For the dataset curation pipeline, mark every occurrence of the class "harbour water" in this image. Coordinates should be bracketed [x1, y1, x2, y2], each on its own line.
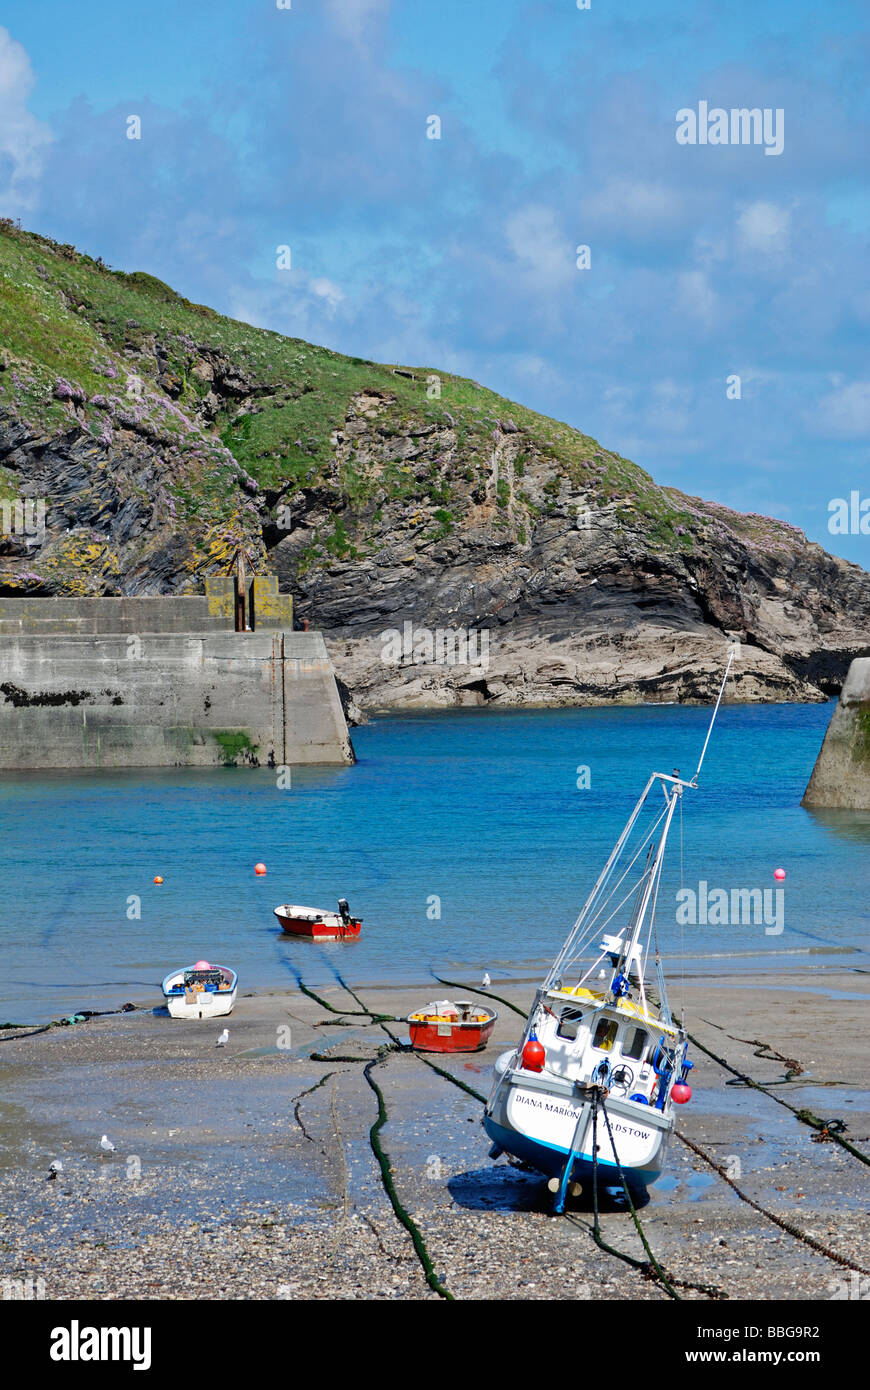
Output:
[1, 702, 868, 1023]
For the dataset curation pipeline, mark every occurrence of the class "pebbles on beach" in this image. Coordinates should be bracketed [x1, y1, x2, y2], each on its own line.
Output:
[1, 973, 868, 1300]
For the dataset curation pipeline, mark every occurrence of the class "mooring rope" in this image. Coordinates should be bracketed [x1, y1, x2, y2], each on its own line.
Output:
[363, 1051, 455, 1301]
[676, 1128, 870, 1276]
[687, 1030, 870, 1166]
[297, 974, 456, 1299]
[586, 1090, 725, 1300]
[430, 971, 527, 1018]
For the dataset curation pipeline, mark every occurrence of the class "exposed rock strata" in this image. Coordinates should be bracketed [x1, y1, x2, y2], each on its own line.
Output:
[1, 222, 868, 709]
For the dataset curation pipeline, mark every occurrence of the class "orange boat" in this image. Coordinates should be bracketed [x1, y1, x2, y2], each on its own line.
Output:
[407, 998, 498, 1053]
[273, 897, 361, 940]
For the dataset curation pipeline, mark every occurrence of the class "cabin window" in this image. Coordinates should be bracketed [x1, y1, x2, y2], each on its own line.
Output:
[592, 1019, 618, 1052]
[624, 1027, 647, 1061]
[557, 1008, 583, 1041]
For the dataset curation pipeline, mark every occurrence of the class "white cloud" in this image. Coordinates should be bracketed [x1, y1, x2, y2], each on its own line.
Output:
[582, 178, 685, 232]
[503, 205, 573, 290]
[324, 0, 390, 43]
[0, 27, 52, 213]
[736, 201, 791, 255]
[812, 380, 870, 437]
[676, 269, 718, 326]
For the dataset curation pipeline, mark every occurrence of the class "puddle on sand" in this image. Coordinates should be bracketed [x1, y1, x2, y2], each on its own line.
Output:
[653, 1171, 716, 1201]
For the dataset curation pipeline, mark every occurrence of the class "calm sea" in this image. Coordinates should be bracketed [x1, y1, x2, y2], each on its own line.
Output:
[1, 703, 868, 1023]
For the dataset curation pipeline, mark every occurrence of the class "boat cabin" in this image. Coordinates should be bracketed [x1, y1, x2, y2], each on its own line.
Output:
[539, 987, 681, 1105]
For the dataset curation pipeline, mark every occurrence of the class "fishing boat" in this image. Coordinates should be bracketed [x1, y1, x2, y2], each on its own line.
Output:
[162, 961, 238, 1019]
[407, 999, 498, 1053]
[483, 657, 733, 1211]
[273, 897, 361, 940]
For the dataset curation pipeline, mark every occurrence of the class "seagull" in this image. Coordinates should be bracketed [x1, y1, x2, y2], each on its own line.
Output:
[482, 972, 491, 988]
[598, 969, 607, 979]
[215, 1029, 229, 1047]
[100, 1135, 115, 1153]
[47, 1160, 63, 1181]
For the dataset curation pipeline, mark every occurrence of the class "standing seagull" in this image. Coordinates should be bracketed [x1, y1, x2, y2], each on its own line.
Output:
[100, 1135, 115, 1153]
[215, 1029, 229, 1048]
[482, 972, 491, 988]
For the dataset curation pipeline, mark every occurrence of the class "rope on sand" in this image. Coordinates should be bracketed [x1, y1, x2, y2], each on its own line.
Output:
[587, 1090, 726, 1300]
[676, 1128, 870, 1277]
[295, 973, 455, 1299]
[687, 1030, 870, 1167]
[363, 1050, 455, 1302]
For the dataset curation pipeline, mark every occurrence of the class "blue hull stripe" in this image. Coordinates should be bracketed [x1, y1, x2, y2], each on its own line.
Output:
[483, 1115, 662, 1188]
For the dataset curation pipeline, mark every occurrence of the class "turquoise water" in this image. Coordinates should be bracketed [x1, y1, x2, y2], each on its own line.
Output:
[1, 703, 868, 1023]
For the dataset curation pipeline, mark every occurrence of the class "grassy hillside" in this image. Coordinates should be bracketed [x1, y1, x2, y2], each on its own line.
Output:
[0, 218, 748, 571]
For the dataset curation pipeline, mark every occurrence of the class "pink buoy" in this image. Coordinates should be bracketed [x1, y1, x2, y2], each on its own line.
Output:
[774, 867, 786, 881]
[671, 1082, 691, 1104]
[193, 959, 210, 970]
[254, 862, 267, 876]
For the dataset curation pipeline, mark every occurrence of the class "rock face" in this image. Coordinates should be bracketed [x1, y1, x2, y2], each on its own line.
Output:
[2, 220, 869, 711]
[802, 660, 870, 810]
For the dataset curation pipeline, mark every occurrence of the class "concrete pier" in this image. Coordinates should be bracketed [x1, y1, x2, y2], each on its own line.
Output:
[802, 658, 870, 810]
[0, 598, 354, 769]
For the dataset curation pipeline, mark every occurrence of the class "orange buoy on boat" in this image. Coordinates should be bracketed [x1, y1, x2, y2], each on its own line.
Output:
[522, 1035, 546, 1072]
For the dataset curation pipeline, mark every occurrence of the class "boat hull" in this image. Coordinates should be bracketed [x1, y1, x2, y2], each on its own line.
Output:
[484, 1067, 671, 1192]
[162, 966, 237, 1020]
[408, 1014, 496, 1053]
[273, 905, 361, 940]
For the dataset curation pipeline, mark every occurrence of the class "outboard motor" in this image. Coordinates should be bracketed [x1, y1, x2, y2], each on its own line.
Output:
[337, 898, 351, 925]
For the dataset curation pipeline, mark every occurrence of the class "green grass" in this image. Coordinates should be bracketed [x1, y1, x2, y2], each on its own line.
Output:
[0, 218, 782, 590]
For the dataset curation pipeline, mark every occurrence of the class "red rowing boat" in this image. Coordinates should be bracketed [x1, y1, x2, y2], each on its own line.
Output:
[273, 898, 362, 940]
[407, 999, 498, 1053]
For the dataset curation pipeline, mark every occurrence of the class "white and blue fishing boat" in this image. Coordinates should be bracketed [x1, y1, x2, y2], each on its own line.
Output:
[484, 658, 733, 1210]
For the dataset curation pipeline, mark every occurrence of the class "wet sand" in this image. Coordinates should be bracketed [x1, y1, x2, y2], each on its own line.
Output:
[1, 968, 868, 1301]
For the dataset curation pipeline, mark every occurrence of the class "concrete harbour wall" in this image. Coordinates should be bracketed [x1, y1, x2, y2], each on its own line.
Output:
[802, 658, 870, 810]
[0, 630, 354, 769]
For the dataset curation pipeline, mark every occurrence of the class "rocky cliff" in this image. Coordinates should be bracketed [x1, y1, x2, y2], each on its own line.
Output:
[2, 220, 868, 711]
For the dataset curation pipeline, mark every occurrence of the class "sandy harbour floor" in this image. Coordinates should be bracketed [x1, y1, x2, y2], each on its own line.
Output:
[1, 968, 868, 1302]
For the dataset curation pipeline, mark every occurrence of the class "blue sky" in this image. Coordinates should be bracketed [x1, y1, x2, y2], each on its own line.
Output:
[1, 0, 868, 563]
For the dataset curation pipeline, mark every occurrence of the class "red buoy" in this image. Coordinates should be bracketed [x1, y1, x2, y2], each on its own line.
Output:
[522, 1037, 546, 1072]
[254, 863, 267, 876]
[671, 1082, 692, 1104]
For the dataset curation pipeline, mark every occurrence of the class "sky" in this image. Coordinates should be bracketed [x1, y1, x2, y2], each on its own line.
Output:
[1, 0, 868, 563]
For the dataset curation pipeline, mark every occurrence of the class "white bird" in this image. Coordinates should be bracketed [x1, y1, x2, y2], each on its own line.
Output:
[47, 1159, 63, 1180]
[215, 1029, 229, 1047]
[100, 1135, 115, 1153]
[482, 972, 491, 988]
[598, 969, 607, 979]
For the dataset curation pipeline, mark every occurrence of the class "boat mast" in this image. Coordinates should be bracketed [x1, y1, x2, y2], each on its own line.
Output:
[543, 653, 734, 1000]
[611, 778, 679, 990]
[543, 773, 658, 991]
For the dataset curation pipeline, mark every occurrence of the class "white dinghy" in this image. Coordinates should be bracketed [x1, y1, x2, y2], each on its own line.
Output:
[162, 961, 238, 1019]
